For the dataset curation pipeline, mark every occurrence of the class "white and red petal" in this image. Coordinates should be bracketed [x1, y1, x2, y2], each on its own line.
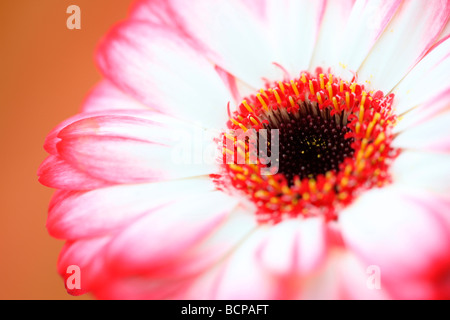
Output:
[392, 110, 450, 152]
[38, 155, 112, 190]
[55, 112, 218, 184]
[256, 217, 329, 277]
[96, 20, 233, 128]
[331, 0, 402, 81]
[81, 80, 149, 113]
[130, 0, 284, 90]
[309, 0, 355, 70]
[147, 206, 257, 279]
[340, 186, 450, 298]
[392, 36, 450, 119]
[357, 0, 450, 93]
[391, 150, 450, 197]
[57, 237, 111, 295]
[212, 228, 287, 299]
[262, 0, 327, 77]
[47, 177, 216, 240]
[104, 191, 238, 276]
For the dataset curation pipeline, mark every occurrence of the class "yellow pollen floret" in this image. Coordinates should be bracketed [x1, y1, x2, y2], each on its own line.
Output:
[289, 96, 296, 108]
[316, 92, 323, 105]
[290, 80, 300, 96]
[273, 89, 282, 104]
[250, 116, 259, 126]
[278, 81, 286, 94]
[319, 74, 325, 89]
[256, 94, 269, 111]
[359, 91, 367, 123]
[327, 83, 333, 100]
[242, 100, 254, 113]
[301, 73, 307, 84]
[332, 97, 339, 111]
[374, 132, 386, 146]
[309, 80, 315, 95]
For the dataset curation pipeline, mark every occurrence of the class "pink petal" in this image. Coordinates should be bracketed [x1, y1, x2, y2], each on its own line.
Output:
[55, 113, 218, 183]
[392, 110, 450, 152]
[391, 150, 450, 197]
[393, 37, 450, 118]
[47, 177, 215, 240]
[394, 89, 450, 133]
[340, 187, 450, 287]
[104, 191, 238, 276]
[81, 80, 149, 113]
[146, 207, 257, 279]
[331, 0, 402, 81]
[358, 0, 450, 92]
[57, 237, 111, 295]
[310, 0, 355, 69]
[262, 0, 327, 76]
[96, 20, 232, 128]
[38, 155, 112, 190]
[256, 217, 329, 277]
[44, 109, 178, 155]
[213, 229, 289, 299]
[129, 0, 284, 89]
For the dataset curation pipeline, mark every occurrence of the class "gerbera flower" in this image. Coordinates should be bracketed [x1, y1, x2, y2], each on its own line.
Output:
[38, 0, 450, 299]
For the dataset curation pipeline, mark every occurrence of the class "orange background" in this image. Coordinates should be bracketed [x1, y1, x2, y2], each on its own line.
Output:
[0, 0, 132, 299]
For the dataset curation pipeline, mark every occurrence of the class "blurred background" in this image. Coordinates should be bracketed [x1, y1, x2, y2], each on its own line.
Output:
[0, 0, 132, 299]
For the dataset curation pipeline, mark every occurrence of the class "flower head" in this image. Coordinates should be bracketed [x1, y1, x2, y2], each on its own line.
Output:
[39, 0, 450, 299]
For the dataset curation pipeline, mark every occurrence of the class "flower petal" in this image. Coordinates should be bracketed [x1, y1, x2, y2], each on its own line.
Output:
[38, 155, 112, 190]
[392, 110, 450, 152]
[340, 187, 450, 293]
[256, 217, 329, 277]
[129, 0, 284, 89]
[392, 36, 450, 117]
[55, 113, 219, 183]
[309, 0, 355, 70]
[394, 89, 450, 133]
[104, 191, 238, 275]
[57, 237, 111, 295]
[81, 80, 149, 113]
[263, 0, 327, 76]
[47, 177, 216, 240]
[357, 0, 450, 93]
[391, 150, 450, 196]
[331, 0, 402, 81]
[147, 206, 257, 279]
[96, 20, 232, 128]
[213, 228, 287, 299]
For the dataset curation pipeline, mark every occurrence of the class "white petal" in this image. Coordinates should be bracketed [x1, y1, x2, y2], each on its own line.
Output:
[392, 110, 450, 152]
[357, 0, 450, 93]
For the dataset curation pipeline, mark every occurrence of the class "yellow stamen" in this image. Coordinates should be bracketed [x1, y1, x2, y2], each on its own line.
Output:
[374, 132, 385, 146]
[316, 92, 323, 105]
[327, 83, 333, 100]
[309, 80, 315, 95]
[301, 73, 307, 83]
[289, 96, 296, 108]
[359, 91, 367, 123]
[278, 81, 286, 94]
[250, 116, 259, 126]
[365, 113, 380, 138]
[273, 89, 282, 104]
[319, 74, 325, 89]
[332, 97, 339, 111]
[256, 94, 269, 111]
[290, 80, 300, 96]
[242, 100, 254, 113]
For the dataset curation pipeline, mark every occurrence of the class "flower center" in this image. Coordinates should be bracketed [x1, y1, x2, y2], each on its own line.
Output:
[213, 69, 398, 224]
